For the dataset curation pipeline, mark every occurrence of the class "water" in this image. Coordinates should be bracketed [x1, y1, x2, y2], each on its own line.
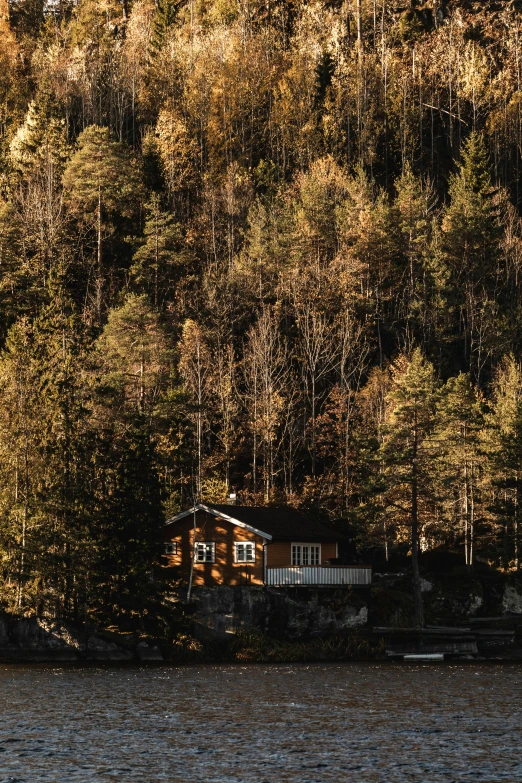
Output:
[0, 663, 521, 782]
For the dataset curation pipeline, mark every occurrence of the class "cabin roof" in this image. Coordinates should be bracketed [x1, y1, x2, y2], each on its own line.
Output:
[165, 504, 341, 542]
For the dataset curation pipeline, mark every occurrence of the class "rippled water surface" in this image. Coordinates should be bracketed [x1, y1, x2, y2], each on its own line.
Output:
[0, 663, 521, 782]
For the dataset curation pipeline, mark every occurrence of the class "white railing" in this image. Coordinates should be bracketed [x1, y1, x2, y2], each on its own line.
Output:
[266, 566, 371, 587]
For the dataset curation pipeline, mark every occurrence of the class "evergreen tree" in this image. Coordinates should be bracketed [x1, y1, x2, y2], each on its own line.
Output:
[8, 94, 70, 177]
[493, 402, 522, 571]
[62, 126, 144, 322]
[85, 415, 164, 625]
[379, 349, 438, 627]
[393, 164, 437, 348]
[436, 373, 483, 566]
[87, 297, 169, 623]
[131, 194, 189, 310]
[441, 132, 502, 381]
[148, 0, 180, 61]
[0, 0, 24, 166]
[487, 356, 522, 569]
[96, 293, 171, 415]
[4, 0, 522, 623]
[0, 199, 36, 341]
[0, 307, 92, 617]
[0, 318, 42, 612]
[336, 167, 397, 363]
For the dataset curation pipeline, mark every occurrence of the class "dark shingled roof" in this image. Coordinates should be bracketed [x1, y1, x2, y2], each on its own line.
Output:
[209, 505, 341, 541]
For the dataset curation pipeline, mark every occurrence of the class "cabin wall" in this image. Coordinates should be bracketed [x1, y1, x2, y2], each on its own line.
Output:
[266, 541, 337, 567]
[163, 510, 265, 586]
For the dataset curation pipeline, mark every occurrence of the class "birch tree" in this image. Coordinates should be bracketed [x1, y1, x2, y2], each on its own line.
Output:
[179, 319, 212, 500]
[244, 307, 289, 502]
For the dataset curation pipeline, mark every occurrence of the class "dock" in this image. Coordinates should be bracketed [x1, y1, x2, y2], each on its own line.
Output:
[373, 624, 516, 660]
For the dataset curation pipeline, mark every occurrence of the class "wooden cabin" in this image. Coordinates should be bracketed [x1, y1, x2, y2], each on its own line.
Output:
[162, 504, 371, 587]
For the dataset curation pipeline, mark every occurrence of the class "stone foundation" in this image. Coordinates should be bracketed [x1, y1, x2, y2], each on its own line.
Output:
[186, 586, 368, 641]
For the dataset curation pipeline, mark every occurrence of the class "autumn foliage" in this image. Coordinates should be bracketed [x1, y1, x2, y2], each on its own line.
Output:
[1, 0, 522, 619]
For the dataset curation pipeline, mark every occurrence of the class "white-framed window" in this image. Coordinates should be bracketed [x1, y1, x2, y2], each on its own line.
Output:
[164, 542, 178, 555]
[234, 541, 256, 563]
[194, 542, 215, 563]
[291, 543, 321, 566]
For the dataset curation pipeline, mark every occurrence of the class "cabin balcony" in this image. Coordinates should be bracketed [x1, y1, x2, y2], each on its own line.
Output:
[266, 566, 371, 587]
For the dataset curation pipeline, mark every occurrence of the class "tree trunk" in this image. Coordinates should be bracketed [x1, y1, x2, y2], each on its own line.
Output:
[197, 401, 202, 502]
[515, 471, 519, 570]
[253, 374, 257, 494]
[97, 187, 103, 325]
[311, 373, 316, 477]
[186, 507, 197, 602]
[139, 348, 144, 412]
[469, 463, 474, 568]
[464, 463, 469, 567]
[154, 211, 159, 311]
[411, 424, 424, 629]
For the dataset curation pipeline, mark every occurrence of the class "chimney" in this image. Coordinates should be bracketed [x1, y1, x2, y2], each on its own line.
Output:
[227, 492, 237, 506]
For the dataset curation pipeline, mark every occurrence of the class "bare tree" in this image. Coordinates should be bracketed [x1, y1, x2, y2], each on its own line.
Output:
[179, 320, 212, 500]
[291, 275, 338, 477]
[211, 339, 239, 492]
[244, 307, 289, 502]
[337, 305, 371, 510]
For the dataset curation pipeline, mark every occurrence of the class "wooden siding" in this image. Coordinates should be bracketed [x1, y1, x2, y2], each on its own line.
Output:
[162, 510, 265, 586]
[162, 509, 344, 587]
[266, 566, 372, 586]
[266, 541, 337, 567]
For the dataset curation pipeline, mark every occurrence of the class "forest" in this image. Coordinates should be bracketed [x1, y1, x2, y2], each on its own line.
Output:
[1, 0, 522, 623]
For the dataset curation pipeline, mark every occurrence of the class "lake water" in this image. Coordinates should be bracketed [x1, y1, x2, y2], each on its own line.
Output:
[0, 663, 521, 782]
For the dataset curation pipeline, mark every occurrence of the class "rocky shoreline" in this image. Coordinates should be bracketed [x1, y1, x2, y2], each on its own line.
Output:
[2, 567, 522, 663]
[0, 614, 164, 663]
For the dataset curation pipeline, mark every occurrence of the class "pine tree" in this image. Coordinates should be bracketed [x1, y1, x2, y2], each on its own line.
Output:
[487, 356, 522, 569]
[0, 307, 92, 617]
[436, 373, 483, 566]
[441, 132, 502, 382]
[0, 199, 35, 341]
[130, 194, 189, 311]
[379, 349, 438, 627]
[96, 293, 171, 415]
[8, 94, 70, 177]
[493, 403, 522, 571]
[336, 167, 397, 364]
[148, 0, 180, 61]
[0, 318, 42, 612]
[62, 126, 144, 323]
[292, 156, 349, 267]
[0, 0, 22, 159]
[85, 415, 164, 625]
[88, 297, 169, 623]
[393, 164, 437, 347]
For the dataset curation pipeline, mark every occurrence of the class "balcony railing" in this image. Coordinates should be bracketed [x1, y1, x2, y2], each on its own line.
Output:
[266, 566, 371, 587]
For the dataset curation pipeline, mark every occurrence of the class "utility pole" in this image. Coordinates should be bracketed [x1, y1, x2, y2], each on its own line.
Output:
[186, 503, 197, 603]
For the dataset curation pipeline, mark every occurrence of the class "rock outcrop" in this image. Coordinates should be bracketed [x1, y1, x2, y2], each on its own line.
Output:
[0, 615, 162, 662]
[502, 583, 522, 615]
[186, 586, 368, 641]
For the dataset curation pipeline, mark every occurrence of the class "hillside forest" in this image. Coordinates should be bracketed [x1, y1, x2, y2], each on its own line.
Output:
[2, 0, 522, 623]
